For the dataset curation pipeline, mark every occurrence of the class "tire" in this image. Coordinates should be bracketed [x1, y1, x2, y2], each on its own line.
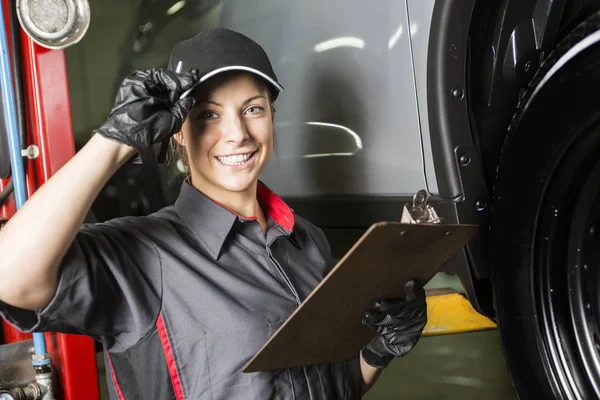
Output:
[492, 12, 600, 400]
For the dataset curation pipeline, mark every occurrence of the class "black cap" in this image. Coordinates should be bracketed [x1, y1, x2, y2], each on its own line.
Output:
[167, 28, 283, 100]
[156, 28, 282, 163]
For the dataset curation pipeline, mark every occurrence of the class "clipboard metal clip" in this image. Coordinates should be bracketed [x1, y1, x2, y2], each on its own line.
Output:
[401, 189, 443, 224]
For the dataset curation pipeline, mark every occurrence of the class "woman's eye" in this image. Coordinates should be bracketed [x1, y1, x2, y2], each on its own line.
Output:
[245, 106, 264, 115]
[200, 111, 218, 120]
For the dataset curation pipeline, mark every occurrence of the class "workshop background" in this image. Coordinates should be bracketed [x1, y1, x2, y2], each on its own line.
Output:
[65, 0, 517, 398]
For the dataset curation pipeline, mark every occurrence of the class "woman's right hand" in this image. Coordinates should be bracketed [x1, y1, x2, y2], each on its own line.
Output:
[94, 68, 199, 153]
[0, 69, 198, 311]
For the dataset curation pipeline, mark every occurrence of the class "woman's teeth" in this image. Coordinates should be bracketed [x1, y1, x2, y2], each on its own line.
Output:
[217, 152, 253, 166]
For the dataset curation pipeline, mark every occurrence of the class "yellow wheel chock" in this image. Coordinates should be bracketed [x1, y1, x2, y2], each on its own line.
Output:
[423, 288, 496, 336]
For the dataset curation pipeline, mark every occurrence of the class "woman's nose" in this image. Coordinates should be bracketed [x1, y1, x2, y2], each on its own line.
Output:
[222, 114, 249, 143]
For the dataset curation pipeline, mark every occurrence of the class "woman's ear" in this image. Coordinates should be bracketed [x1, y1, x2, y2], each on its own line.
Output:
[173, 132, 185, 146]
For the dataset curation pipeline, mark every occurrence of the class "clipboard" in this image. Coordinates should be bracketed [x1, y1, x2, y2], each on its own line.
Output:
[243, 221, 478, 372]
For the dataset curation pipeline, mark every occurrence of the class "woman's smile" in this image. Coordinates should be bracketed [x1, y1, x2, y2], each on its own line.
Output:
[215, 149, 258, 169]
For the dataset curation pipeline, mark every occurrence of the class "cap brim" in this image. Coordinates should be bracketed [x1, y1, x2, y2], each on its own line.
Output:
[179, 66, 283, 99]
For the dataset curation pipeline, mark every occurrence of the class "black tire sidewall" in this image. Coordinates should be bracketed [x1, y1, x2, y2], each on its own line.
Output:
[492, 43, 600, 399]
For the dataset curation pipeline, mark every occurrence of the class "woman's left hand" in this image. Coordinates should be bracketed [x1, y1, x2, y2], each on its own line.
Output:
[360, 279, 428, 369]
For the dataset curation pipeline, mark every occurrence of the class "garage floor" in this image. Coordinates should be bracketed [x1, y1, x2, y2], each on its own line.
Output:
[362, 330, 516, 399]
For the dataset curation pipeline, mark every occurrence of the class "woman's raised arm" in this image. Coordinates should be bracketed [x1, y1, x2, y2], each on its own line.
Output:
[0, 68, 198, 310]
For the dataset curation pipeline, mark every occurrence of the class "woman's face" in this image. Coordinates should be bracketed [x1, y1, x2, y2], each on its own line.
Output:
[177, 72, 274, 196]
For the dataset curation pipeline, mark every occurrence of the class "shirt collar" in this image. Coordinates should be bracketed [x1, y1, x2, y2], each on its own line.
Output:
[174, 180, 297, 260]
[256, 181, 295, 232]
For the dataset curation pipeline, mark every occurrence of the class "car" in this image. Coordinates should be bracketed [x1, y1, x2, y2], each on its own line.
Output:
[4, 0, 600, 398]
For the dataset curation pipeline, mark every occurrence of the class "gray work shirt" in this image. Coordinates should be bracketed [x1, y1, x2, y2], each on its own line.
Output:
[0, 181, 363, 400]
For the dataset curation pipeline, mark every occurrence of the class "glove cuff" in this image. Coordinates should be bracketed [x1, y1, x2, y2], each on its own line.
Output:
[93, 130, 153, 164]
[94, 128, 144, 152]
[360, 347, 393, 369]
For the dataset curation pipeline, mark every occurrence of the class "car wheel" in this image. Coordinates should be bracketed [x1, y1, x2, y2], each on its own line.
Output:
[492, 12, 600, 400]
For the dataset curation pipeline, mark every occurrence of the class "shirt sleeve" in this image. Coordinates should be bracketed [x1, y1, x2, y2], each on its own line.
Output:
[0, 217, 163, 352]
[332, 356, 364, 400]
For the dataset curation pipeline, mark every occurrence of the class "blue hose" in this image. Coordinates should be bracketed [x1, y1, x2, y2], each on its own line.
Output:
[0, 3, 48, 359]
[32, 333, 48, 358]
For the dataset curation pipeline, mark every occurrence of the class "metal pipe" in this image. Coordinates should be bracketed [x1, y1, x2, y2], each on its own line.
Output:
[0, 177, 13, 203]
[0, 0, 25, 208]
[8, 0, 29, 161]
[0, 383, 43, 399]
[35, 373, 53, 400]
[0, 0, 48, 358]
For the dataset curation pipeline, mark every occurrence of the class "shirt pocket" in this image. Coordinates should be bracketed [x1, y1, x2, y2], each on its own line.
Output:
[205, 321, 294, 399]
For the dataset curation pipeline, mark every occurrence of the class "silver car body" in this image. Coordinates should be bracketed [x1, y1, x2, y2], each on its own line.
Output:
[215, 0, 439, 197]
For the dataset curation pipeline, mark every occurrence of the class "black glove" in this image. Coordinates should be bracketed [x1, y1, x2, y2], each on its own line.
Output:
[361, 279, 428, 369]
[95, 68, 199, 154]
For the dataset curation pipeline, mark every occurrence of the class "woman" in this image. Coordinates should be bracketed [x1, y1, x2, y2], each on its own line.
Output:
[0, 28, 426, 399]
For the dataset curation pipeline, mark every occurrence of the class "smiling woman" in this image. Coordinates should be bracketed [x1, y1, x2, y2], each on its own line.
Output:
[0, 27, 428, 400]
[172, 71, 276, 230]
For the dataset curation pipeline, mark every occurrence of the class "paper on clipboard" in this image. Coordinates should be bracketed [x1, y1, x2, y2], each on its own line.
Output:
[243, 221, 478, 372]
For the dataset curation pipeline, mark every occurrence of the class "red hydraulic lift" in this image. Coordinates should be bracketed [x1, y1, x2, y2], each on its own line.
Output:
[0, 0, 99, 398]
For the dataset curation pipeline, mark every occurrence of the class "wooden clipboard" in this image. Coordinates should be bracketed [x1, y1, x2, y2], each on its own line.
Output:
[243, 221, 478, 372]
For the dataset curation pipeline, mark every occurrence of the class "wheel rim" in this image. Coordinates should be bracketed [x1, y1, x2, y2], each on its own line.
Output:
[536, 127, 600, 399]
[568, 160, 600, 391]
